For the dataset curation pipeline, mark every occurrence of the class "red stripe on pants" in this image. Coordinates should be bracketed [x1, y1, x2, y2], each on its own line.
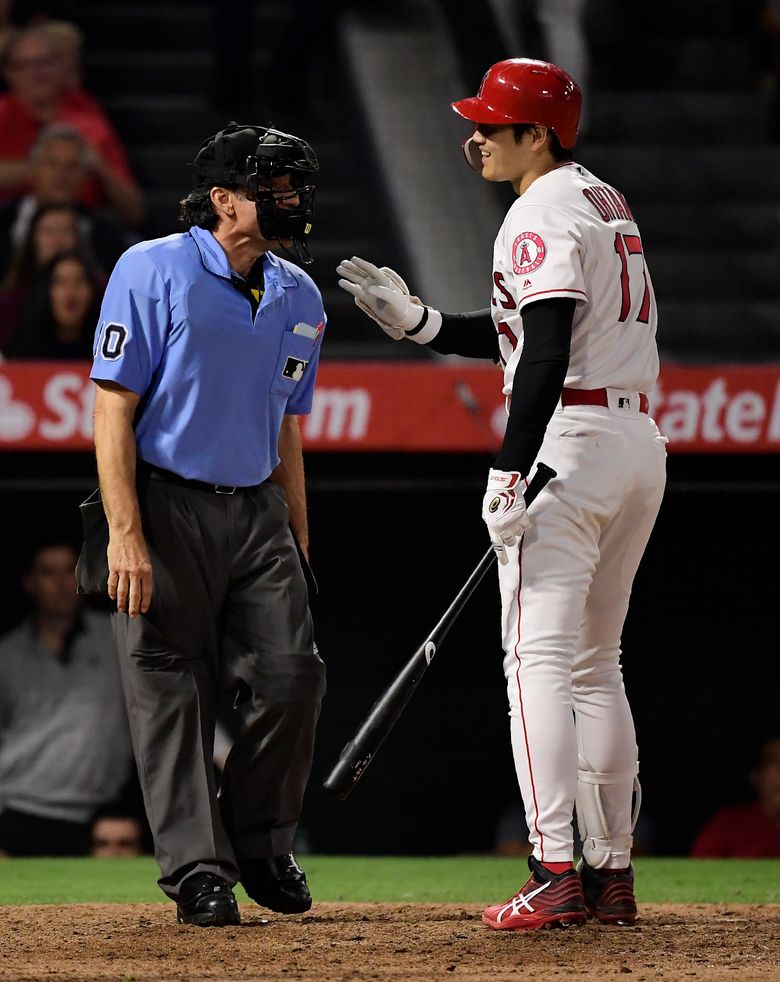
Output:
[512, 538, 544, 860]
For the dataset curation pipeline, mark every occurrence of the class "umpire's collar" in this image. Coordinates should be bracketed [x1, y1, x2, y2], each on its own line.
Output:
[189, 226, 298, 289]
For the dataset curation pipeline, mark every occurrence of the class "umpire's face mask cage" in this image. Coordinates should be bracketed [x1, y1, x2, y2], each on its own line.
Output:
[192, 122, 319, 265]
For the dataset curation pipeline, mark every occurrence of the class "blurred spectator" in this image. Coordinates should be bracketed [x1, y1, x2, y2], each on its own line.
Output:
[0, 0, 13, 69]
[90, 809, 147, 858]
[0, 201, 89, 351]
[0, 24, 145, 227]
[41, 18, 85, 93]
[7, 249, 104, 360]
[0, 123, 131, 275]
[0, 2, 66, 94]
[0, 540, 134, 857]
[40, 18, 125, 125]
[690, 736, 780, 858]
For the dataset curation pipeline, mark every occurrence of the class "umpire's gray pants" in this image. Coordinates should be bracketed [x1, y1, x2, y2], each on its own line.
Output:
[112, 474, 325, 900]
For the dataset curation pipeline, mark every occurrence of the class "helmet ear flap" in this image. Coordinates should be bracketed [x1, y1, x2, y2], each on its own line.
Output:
[461, 136, 483, 172]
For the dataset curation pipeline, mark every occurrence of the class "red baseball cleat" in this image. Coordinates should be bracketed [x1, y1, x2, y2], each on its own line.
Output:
[482, 856, 587, 931]
[578, 860, 638, 925]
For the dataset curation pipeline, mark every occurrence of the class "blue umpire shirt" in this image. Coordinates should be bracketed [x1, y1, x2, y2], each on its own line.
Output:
[90, 225, 325, 486]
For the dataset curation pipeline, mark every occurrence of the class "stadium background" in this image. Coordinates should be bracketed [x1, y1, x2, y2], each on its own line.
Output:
[1, 0, 778, 862]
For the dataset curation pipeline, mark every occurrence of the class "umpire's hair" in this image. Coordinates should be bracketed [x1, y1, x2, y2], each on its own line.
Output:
[178, 183, 221, 231]
[513, 123, 574, 163]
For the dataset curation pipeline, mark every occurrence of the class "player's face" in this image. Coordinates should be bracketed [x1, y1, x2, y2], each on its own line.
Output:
[471, 123, 531, 188]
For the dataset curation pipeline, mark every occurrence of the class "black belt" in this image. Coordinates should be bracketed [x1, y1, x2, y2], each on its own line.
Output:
[138, 461, 261, 495]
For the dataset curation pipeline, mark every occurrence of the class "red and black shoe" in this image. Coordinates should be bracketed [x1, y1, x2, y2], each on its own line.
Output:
[482, 856, 587, 931]
[578, 860, 638, 925]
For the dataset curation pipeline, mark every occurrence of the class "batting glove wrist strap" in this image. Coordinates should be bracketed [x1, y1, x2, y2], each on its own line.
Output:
[481, 469, 530, 566]
[405, 305, 442, 344]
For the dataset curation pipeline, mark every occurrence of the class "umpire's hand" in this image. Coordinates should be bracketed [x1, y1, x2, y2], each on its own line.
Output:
[107, 530, 153, 618]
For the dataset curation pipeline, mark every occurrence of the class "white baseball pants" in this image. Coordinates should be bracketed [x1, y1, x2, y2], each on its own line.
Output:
[498, 399, 667, 866]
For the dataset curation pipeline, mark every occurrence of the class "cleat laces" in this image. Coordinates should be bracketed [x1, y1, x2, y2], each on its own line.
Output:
[495, 881, 551, 922]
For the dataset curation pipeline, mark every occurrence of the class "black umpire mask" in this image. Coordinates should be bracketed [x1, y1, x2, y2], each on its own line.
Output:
[191, 122, 319, 265]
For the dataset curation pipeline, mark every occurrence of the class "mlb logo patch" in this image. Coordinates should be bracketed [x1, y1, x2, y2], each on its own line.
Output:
[283, 356, 308, 381]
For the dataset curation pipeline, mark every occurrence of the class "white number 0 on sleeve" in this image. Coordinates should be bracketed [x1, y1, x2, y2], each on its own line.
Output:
[100, 323, 130, 360]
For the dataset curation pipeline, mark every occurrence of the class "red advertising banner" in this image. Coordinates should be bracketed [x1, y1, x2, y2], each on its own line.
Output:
[0, 361, 779, 453]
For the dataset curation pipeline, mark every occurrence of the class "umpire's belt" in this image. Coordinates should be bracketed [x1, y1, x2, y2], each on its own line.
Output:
[137, 460, 261, 495]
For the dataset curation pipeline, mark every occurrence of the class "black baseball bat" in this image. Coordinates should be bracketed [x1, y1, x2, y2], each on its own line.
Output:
[322, 461, 557, 800]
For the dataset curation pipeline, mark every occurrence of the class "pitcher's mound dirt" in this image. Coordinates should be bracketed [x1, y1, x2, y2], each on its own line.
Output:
[1, 902, 778, 981]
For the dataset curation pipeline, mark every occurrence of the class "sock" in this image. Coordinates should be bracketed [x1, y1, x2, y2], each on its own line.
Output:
[541, 861, 573, 875]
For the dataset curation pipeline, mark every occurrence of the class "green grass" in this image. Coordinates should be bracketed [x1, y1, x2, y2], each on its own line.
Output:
[1, 856, 778, 906]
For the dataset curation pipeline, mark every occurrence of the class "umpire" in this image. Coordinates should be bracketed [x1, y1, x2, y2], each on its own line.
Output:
[85, 123, 326, 926]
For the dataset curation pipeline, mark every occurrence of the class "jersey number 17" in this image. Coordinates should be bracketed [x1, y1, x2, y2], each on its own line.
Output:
[614, 232, 651, 324]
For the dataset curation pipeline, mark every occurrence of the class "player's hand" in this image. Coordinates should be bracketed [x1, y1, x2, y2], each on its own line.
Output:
[107, 529, 153, 618]
[481, 469, 530, 565]
[336, 257, 425, 340]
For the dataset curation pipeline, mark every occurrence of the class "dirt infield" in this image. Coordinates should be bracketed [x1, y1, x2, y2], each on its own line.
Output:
[1, 902, 778, 981]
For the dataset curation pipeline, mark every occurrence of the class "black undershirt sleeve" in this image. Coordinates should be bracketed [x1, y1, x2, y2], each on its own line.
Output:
[493, 297, 575, 476]
[428, 308, 499, 360]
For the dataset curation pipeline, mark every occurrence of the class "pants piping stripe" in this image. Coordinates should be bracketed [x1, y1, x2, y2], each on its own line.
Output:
[512, 539, 544, 860]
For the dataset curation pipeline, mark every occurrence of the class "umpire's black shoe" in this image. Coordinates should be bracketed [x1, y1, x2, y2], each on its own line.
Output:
[176, 872, 241, 927]
[239, 853, 312, 914]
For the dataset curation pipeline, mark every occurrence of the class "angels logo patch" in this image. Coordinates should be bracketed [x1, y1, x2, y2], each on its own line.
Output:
[512, 232, 546, 275]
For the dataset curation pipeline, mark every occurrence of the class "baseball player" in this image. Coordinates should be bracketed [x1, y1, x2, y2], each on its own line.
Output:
[83, 123, 326, 926]
[338, 59, 667, 930]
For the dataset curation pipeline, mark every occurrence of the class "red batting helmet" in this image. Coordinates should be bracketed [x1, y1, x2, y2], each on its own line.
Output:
[452, 59, 582, 149]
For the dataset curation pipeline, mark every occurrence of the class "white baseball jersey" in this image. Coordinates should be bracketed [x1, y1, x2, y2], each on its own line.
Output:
[491, 161, 659, 398]
[486, 161, 668, 874]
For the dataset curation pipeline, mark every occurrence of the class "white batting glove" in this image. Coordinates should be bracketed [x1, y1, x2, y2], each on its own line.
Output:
[481, 469, 529, 565]
[336, 256, 441, 343]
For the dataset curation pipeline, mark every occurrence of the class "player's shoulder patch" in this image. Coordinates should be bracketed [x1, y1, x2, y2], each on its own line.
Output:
[512, 232, 546, 276]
